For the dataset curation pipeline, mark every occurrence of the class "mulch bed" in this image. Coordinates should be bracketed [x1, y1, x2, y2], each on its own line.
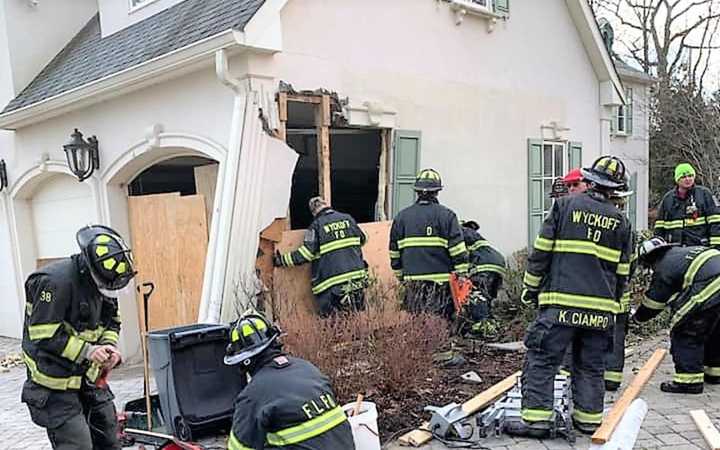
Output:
[369, 343, 524, 442]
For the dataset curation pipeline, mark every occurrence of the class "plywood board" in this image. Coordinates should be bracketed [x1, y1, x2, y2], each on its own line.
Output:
[194, 164, 219, 233]
[129, 193, 208, 331]
[273, 221, 395, 314]
[690, 410, 720, 450]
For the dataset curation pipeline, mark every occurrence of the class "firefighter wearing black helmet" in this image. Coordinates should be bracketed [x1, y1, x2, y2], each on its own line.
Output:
[274, 197, 368, 316]
[389, 169, 469, 319]
[225, 314, 355, 450]
[509, 156, 633, 438]
[21, 225, 136, 450]
[632, 237, 720, 394]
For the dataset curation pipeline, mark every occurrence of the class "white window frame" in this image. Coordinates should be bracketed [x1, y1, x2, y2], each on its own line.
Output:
[540, 141, 568, 218]
[129, 0, 160, 13]
[613, 87, 633, 136]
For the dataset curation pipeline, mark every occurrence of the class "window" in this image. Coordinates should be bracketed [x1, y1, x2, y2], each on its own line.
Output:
[130, 0, 157, 10]
[467, 0, 510, 14]
[613, 88, 633, 136]
[527, 140, 582, 247]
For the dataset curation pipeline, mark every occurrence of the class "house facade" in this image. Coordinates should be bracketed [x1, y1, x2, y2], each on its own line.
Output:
[0, 0, 646, 358]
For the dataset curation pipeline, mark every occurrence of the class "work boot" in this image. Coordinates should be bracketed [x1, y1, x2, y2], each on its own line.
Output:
[660, 381, 703, 394]
[605, 380, 621, 392]
[705, 375, 720, 385]
[572, 419, 599, 435]
[504, 419, 552, 438]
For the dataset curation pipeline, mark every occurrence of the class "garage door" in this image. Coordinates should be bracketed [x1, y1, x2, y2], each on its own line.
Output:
[31, 174, 95, 262]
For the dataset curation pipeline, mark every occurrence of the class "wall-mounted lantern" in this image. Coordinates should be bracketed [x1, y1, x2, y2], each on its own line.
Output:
[63, 128, 99, 182]
[0, 160, 7, 192]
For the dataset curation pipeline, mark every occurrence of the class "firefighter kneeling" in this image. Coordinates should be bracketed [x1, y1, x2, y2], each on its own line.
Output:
[225, 314, 356, 450]
[509, 156, 633, 438]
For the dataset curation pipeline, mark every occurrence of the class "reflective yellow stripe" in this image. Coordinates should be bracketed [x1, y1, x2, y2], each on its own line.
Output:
[521, 408, 553, 422]
[312, 269, 367, 294]
[673, 372, 704, 384]
[685, 216, 708, 226]
[404, 273, 451, 283]
[539, 292, 618, 314]
[558, 368, 571, 377]
[25, 302, 32, 316]
[616, 263, 630, 276]
[22, 352, 82, 390]
[705, 366, 720, 377]
[393, 269, 403, 278]
[672, 276, 720, 327]
[641, 296, 665, 310]
[282, 253, 294, 267]
[683, 250, 720, 289]
[64, 323, 105, 343]
[448, 242, 468, 257]
[297, 245, 316, 261]
[28, 323, 61, 340]
[523, 272, 542, 288]
[319, 238, 360, 255]
[534, 237, 554, 252]
[552, 240, 621, 263]
[469, 240, 491, 251]
[100, 330, 119, 344]
[266, 406, 347, 446]
[471, 264, 506, 276]
[398, 237, 448, 249]
[708, 215, 720, 224]
[573, 409, 603, 424]
[454, 263, 470, 273]
[389, 250, 400, 259]
[241, 318, 268, 337]
[604, 371, 623, 383]
[620, 292, 631, 312]
[85, 363, 101, 383]
[228, 431, 254, 450]
[656, 219, 684, 230]
[711, 237, 720, 245]
[61, 336, 86, 362]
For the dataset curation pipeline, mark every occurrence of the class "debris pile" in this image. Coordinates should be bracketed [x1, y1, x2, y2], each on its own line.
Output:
[0, 353, 24, 372]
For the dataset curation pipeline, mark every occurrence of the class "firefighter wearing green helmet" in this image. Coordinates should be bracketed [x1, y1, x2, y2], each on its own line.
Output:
[225, 314, 355, 450]
[654, 162, 720, 247]
[510, 156, 633, 438]
[389, 169, 469, 319]
[21, 225, 136, 450]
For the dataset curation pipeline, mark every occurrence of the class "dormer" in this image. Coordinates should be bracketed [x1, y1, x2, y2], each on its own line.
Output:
[98, 0, 193, 37]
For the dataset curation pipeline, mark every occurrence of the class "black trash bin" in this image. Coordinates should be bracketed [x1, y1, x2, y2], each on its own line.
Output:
[147, 323, 246, 440]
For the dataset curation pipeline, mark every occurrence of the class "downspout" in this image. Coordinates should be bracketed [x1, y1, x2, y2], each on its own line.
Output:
[198, 49, 248, 323]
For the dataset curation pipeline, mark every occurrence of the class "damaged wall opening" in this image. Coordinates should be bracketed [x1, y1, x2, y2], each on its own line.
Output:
[285, 100, 382, 229]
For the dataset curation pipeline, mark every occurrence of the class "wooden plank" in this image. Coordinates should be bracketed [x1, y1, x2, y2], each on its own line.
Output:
[376, 129, 390, 221]
[690, 410, 720, 450]
[315, 96, 331, 203]
[398, 371, 521, 447]
[278, 92, 288, 121]
[286, 93, 321, 104]
[591, 349, 667, 444]
[194, 164, 219, 233]
[175, 195, 208, 326]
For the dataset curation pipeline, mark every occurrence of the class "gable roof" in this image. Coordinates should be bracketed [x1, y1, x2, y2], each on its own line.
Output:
[614, 57, 655, 85]
[1, 0, 266, 115]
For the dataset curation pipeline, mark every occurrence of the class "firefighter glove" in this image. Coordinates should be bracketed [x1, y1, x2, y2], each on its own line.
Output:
[520, 288, 539, 307]
[272, 250, 283, 268]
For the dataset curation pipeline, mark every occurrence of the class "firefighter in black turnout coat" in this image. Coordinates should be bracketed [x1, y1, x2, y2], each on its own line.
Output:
[633, 238, 720, 393]
[510, 156, 633, 437]
[389, 169, 469, 319]
[275, 197, 368, 316]
[21, 225, 136, 450]
[225, 314, 355, 450]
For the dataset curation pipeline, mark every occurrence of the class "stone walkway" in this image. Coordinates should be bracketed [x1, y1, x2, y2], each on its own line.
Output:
[2, 335, 720, 449]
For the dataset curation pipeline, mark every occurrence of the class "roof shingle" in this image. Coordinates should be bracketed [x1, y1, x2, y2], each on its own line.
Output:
[2, 0, 266, 114]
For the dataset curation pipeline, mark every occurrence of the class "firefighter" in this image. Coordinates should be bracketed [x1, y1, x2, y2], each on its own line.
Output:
[274, 197, 368, 317]
[389, 168, 469, 320]
[632, 237, 720, 393]
[564, 168, 589, 194]
[460, 220, 506, 335]
[21, 225, 136, 450]
[225, 314, 356, 450]
[509, 156, 633, 437]
[654, 162, 720, 247]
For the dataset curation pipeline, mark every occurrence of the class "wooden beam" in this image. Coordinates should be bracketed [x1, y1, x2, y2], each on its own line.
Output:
[277, 92, 288, 142]
[398, 371, 520, 447]
[591, 349, 666, 445]
[376, 129, 389, 221]
[286, 93, 322, 104]
[690, 410, 720, 450]
[315, 95, 331, 203]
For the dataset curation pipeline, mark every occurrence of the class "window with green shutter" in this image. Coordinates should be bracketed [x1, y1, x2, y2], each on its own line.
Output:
[392, 130, 421, 217]
[493, 0, 509, 15]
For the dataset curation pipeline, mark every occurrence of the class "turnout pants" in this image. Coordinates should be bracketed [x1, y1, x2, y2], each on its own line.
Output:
[670, 304, 720, 385]
[521, 308, 609, 428]
[402, 280, 454, 320]
[468, 272, 503, 320]
[604, 313, 628, 386]
[21, 380, 120, 450]
[315, 284, 366, 317]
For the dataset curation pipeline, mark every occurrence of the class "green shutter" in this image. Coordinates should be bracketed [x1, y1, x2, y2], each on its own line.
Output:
[528, 139, 543, 249]
[628, 172, 638, 229]
[611, 107, 617, 133]
[568, 142, 582, 170]
[494, 0, 509, 15]
[626, 89, 633, 135]
[392, 130, 421, 217]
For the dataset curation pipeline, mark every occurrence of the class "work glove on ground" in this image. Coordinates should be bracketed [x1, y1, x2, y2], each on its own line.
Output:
[520, 288, 539, 307]
[272, 250, 283, 268]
